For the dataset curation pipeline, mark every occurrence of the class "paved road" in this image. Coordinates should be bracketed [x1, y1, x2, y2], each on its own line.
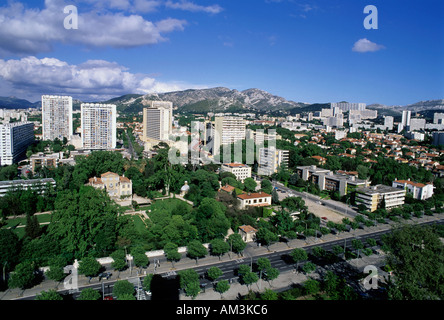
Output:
[125, 130, 138, 160]
[255, 175, 358, 218]
[7, 214, 443, 300]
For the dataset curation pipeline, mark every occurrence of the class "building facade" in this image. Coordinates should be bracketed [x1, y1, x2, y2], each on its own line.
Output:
[214, 116, 246, 155]
[0, 122, 34, 165]
[392, 178, 434, 200]
[88, 172, 132, 198]
[142, 101, 173, 142]
[356, 184, 406, 212]
[237, 191, 272, 209]
[258, 147, 289, 176]
[221, 163, 252, 182]
[42, 95, 73, 141]
[296, 165, 370, 196]
[0, 178, 56, 197]
[81, 103, 116, 150]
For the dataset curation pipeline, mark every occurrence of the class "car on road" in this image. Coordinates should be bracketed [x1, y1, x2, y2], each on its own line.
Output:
[321, 217, 328, 220]
[98, 272, 112, 280]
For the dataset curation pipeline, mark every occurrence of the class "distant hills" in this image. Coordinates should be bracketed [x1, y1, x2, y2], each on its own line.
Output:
[103, 87, 310, 114]
[0, 96, 40, 109]
[1, 89, 443, 117]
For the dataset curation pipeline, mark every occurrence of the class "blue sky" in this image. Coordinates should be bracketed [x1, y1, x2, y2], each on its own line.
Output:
[0, 0, 443, 106]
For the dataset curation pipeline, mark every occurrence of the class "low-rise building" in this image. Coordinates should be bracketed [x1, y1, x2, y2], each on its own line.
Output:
[356, 184, 406, 212]
[30, 152, 62, 173]
[237, 191, 271, 209]
[296, 165, 370, 196]
[0, 178, 56, 197]
[221, 163, 251, 182]
[88, 172, 132, 199]
[392, 178, 434, 200]
[238, 225, 258, 243]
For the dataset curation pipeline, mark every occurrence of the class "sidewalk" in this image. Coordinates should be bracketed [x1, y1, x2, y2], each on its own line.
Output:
[1, 212, 442, 300]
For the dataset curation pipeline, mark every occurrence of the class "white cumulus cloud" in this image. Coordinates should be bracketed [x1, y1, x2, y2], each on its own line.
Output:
[0, 56, 208, 101]
[352, 38, 385, 53]
[0, 0, 186, 56]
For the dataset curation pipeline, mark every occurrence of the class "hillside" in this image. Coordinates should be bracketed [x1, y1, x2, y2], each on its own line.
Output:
[0, 96, 40, 109]
[105, 87, 309, 114]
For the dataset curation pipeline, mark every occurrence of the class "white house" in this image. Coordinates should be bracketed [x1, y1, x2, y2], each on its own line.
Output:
[237, 191, 271, 209]
[392, 178, 434, 200]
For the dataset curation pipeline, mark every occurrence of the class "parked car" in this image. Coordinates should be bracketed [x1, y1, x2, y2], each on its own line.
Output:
[98, 272, 112, 281]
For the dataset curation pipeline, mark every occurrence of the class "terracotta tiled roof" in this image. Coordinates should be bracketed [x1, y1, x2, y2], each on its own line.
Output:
[237, 192, 271, 200]
[239, 225, 258, 233]
[220, 185, 235, 193]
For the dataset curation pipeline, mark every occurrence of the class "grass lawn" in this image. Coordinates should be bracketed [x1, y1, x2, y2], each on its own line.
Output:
[2, 213, 52, 229]
[147, 197, 191, 213]
[132, 214, 147, 233]
[1, 213, 52, 238]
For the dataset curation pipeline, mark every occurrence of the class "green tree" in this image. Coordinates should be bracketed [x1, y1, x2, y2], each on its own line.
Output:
[271, 189, 280, 204]
[323, 271, 340, 299]
[0, 229, 21, 278]
[118, 293, 136, 300]
[8, 261, 38, 289]
[304, 279, 320, 296]
[243, 178, 257, 193]
[111, 250, 127, 272]
[291, 248, 308, 271]
[24, 213, 41, 239]
[164, 242, 181, 268]
[207, 266, 223, 282]
[214, 279, 230, 298]
[302, 262, 316, 274]
[35, 289, 63, 300]
[264, 267, 280, 286]
[143, 274, 154, 293]
[78, 257, 101, 279]
[261, 288, 278, 300]
[242, 271, 259, 290]
[186, 240, 208, 265]
[210, 238, 230, 260]
[45, 256, 69, 282]
[78, 288, 101, 300]
[179, 269, 200, 299]
[383, 224, 444, 300]
[48, 187, 120, 259]
[113, 280, 135, 299]
[255, 228, 279, 250]
[227, 233, 246, 256]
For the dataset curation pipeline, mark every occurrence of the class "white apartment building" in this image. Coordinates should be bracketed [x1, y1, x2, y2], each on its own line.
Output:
[221, 163, 252, 182]
[0, 122, 34, 165]
[214, 116, 246, 155]
[433, 113, 444, 124]
[356, 184, 406, 212]
[401, 110, 411, 127]
[142, 101, 173, 142]
[331, 102, 366, 112]
[258, 147, 289, 176]
[81, 103, 116, 150]
[42, 95, 73, 141]
[0, 178, 56, 197]
[392, 178, 434, 200]
[408, 118, 426, 131]
[384, 116, 394, 130]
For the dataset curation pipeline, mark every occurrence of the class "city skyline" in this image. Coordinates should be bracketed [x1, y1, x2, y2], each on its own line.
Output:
[0, 0, 442, 106]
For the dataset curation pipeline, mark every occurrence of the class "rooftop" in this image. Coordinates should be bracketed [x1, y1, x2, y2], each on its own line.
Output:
[237, 191, 271, 200]
[358, 184, 406, 195]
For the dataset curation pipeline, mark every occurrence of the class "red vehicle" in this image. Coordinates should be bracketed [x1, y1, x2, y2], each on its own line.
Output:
[321, 217, 328, 220]
[104, 296, 114, 300]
